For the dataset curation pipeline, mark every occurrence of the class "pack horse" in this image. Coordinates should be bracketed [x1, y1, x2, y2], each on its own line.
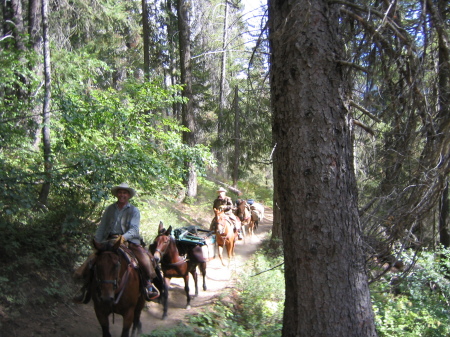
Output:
[235, 199, 264, 237]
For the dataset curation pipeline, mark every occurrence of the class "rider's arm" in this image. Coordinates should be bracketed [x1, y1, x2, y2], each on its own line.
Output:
[223, 197, 233, 212]
[122, 206, 141, 243]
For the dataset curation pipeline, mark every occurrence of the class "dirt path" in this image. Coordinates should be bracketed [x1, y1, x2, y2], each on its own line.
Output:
[57, 208, 273, 337]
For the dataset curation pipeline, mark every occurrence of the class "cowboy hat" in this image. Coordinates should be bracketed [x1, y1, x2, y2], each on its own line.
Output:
[217, 187, 227, 193]
[111, 183, 136, 198]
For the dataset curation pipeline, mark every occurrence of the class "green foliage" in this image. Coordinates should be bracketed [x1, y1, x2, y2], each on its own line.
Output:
[0, 48, 39, 121]
[0, 212, 77, 308]
[142, 323, 198, 337]
[188, 238, 284, 337]
[139, 199, 187, 244]
[371, 247, 450, 337]
[235, 179, 273, 207]
[51, 79, 213, 199]
[237, 247, 284, 336]
[189, 298, 253, 337]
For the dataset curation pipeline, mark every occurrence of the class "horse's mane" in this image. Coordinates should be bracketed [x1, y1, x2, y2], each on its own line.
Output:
[94, 236, 125, 256]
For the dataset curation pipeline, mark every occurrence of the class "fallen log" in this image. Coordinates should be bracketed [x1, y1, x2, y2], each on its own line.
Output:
[206, 175, 243, 196]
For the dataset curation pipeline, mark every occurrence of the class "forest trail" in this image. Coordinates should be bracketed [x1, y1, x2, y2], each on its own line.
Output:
[4, 207, 273, 337]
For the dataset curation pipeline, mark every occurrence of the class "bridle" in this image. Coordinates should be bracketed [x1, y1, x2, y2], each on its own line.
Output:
[215, 216, 231, 236]
[95, 252, 120, 289]
[154, 235, 186, 266]
[94, 250, 132, 305]
[154, 235, 170, 258]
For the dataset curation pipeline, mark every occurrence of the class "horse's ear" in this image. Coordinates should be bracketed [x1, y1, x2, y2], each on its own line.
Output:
[158, 221, 164, 234]
[165, 226, 172, 236]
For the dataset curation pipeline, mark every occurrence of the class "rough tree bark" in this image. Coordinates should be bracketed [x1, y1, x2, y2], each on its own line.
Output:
[177, 0, 197, 198]
[142, 0, 150, 80]
[232, 86, 240, 187]
[38, 0, 52, 207]
[216, 0, 229, 171]
[439, 180, 450, 247]
[268, 1, 377, 336]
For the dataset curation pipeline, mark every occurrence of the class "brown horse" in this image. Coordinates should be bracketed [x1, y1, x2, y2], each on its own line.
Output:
[91, 236, 145, 337]
[151, 222, 207, 320]
[249, 201, 265, 231]
[213, 208, 237, 267]
[235, 199, 253, 238]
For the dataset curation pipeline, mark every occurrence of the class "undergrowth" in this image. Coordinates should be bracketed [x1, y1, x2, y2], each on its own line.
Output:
[371, 246, 450, 337]
[147, 242, 450, 337]
[185, 236, 284, 337]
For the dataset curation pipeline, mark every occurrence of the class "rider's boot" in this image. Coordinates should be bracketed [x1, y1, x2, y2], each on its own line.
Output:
[144, 280, 160, 301]
[73, 283, 90, 304]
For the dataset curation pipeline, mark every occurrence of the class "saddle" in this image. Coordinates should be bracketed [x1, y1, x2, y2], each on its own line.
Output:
[118, 244, 139, 269]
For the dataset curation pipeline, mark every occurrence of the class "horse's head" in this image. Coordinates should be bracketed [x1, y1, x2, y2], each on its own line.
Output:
[235, 199, 249, 221]
[92, 236, 123, 306]
[153, 226, 172, 263]
[213, 208, 230, 235]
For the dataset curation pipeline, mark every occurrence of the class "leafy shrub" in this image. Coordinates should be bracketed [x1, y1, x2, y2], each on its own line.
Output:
[143, 323, 198, 337]
[371, 246, 450, 337]
[188, 238, 284, 337]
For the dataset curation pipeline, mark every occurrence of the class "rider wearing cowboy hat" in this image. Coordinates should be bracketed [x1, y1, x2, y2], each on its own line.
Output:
[210, 187, 243, 240]
[73, 183, 159, 303]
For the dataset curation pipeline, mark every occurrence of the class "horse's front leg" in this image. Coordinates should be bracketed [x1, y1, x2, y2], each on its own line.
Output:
[161, 277, 169, 320]
[191, 267, 199, 296]
[218, 244, 225, 266]
[200, 262, 207, 291]
[120, 309, 134, 337]
[94, 308, 112, 337]
[101, 326, 112, 337]
[131, 320, 142, 337]
[131, 300, 144, 337]
[183, 274, 191, 309]
[226, 242, 233, 267]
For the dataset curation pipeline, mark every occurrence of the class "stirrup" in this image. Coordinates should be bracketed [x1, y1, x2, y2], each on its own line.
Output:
[144, 284, 160, 301]
[73, 288, 88, 304]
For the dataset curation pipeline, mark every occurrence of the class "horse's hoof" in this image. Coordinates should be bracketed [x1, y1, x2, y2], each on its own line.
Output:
[162, 314, 168, 320]
[186, 305, 191, 310]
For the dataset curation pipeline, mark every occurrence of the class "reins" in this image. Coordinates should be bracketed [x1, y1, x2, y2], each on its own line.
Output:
[114, 264, 132, 304]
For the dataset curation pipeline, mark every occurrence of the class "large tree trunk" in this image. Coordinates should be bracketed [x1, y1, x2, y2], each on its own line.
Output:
[216, 0, 229, 173]
[7, 0, 25, 50]
[435, 0, 450, 249]
[270, 158, 283, 244]
[38, 0, 52, 207]
[142, 0, 150, 80]
[29, 0, 43, 149]
[232, 86, 240, 187]
[439, 180, 450, 247]
[177, 0, 197, 198]
[268, 1, 377, 336]
[164, 0, 181, 119]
